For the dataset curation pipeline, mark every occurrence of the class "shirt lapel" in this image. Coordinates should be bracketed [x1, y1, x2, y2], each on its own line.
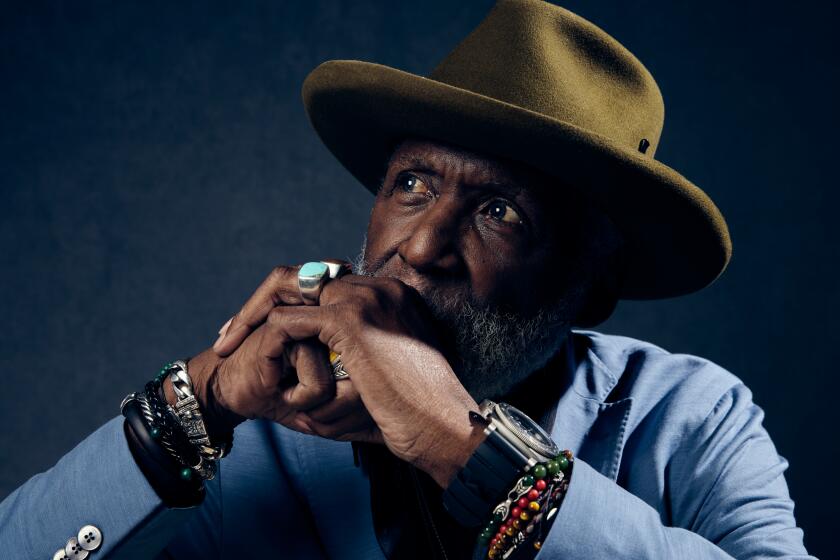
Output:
[550, 331, 634, 482]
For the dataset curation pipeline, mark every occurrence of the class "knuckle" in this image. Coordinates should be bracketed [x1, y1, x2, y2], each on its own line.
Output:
[356, 284, 379, 305]
[308, 380, 335, 401]
[337, 298, 361, 320]
[297, 382, 333, 405]
[268, 265, 293, 286]
[266, 305, 287, 324]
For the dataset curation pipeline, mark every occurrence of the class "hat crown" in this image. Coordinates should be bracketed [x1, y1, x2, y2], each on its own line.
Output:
[429, 0, 664, 156]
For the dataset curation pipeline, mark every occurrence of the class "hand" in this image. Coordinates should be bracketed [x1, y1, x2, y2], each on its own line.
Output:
[191, 263, 381, 444]
[247, 273, 486, 488]
[183, 330, 337, 438]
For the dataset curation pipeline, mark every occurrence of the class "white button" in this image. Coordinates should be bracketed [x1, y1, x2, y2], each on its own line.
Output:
[64, 537, 89, 560]
[52, 549, 70, 560]
[77, 525, 102, 551]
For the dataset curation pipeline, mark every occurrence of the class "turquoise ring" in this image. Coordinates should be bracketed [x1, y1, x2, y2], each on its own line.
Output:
[298, 261, 331, 305]
[297, 260, 352, 305]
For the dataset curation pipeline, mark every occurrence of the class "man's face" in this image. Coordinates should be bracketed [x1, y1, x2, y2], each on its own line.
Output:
[356, 138, 619, 400]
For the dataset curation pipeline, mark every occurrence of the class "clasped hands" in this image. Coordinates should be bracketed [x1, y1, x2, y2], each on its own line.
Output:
[183, 262, 485, 488]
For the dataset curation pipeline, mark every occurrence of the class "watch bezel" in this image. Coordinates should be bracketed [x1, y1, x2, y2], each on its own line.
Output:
[491, 401, 560, 460]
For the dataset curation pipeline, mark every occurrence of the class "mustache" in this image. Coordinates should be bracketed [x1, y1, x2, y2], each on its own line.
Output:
[351, 236, 572, 402]
[352, 244, 479, 312]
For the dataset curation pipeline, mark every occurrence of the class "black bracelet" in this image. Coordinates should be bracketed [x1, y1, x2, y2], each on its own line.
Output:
[143, 382, 202, 468]
[121, 359, 230, 499]
[122, 398, 204, 508]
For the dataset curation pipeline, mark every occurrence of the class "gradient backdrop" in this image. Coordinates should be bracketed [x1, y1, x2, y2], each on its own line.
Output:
[1, 1, 836, 556]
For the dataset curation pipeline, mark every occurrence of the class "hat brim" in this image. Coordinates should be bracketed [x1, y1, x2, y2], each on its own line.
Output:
[302, 60, 732, 300]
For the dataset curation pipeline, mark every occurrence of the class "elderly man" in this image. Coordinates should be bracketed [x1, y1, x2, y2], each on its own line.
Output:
[0, 1, 812, 559]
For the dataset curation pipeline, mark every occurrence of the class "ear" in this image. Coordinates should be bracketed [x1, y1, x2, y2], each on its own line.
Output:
[573, 278, 619, 328]
[572, 228, 625, 328]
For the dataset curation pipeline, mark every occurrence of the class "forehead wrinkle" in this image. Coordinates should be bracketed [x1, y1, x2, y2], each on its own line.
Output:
[390, 147, 528, 198]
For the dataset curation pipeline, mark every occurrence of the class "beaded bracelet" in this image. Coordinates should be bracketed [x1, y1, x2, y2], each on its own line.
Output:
[477, 450, 574, 559]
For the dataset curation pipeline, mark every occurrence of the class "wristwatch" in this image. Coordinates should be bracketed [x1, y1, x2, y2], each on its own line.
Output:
[442, 400, 560, 527]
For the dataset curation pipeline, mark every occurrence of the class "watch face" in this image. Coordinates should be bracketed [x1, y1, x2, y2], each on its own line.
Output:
[497, 402, 560, 458]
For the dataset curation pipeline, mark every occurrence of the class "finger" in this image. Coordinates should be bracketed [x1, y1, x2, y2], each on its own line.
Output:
[260, 305, 338, 360]
[284, 413, 317, 436]
[280, 340, 336, 410]
[317, 273, 380, 304]
[218, 317, 233, 336]
[331, 274, 378, 285]
[214, 265, 305, 356]
[306, 380, 364, 423]
[320, 274, 418, 311]
[215, 261, 353, 357]
[245, 323, 293, 393]
[298, 411, 381, 442]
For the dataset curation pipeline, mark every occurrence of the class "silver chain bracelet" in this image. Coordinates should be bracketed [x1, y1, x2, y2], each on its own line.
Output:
[166, 360, 230, 463]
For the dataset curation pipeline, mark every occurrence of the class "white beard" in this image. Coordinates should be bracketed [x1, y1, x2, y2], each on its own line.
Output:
[352, 236, 578, 402]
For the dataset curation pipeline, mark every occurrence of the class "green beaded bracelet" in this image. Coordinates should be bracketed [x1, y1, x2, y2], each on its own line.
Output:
[479, 449, 574, 559]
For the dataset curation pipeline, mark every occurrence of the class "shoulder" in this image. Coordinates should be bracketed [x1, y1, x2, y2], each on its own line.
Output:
[571, 329, 752, 428]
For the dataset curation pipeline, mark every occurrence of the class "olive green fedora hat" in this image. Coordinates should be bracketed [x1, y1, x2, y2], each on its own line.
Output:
[301, 0, 732, 300]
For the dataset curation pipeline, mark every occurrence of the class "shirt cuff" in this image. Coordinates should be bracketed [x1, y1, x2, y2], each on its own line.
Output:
[2, 415, 196, 559]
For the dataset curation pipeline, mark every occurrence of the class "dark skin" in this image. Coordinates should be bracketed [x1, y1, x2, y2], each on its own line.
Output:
[177, 137, 620, 488]
[365, 138, 564, 316]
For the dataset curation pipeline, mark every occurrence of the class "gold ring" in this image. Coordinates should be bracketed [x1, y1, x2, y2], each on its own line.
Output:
[329, 350, 349, 380]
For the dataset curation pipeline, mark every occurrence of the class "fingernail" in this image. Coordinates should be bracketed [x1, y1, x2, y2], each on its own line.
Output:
[213, 318, 234, 350]
[214, 321, 234, 352]
[213, 331, 227, 351]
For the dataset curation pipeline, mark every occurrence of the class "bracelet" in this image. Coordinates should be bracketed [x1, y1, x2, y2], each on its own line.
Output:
[478, 450, 574, 559]
[120, 360, 233, 483]
[166, 360, 232, 462]
[121, 396, 204, 507]
[139, 387, 216, 480]
[122, 391, 207, 480]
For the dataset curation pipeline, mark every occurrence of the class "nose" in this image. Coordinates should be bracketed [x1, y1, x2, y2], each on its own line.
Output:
[398, 199, 464, 275]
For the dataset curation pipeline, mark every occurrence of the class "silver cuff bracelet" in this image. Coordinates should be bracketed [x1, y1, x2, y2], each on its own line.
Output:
[167, 360, 230, 463]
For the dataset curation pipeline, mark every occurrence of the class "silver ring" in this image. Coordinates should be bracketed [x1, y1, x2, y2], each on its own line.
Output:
[329, 350, 350, 380]
[298, 262, 331, 305]
[320, 259, 353, 280]
[297, 260, 352, 305]
[298, 260, 353, 375]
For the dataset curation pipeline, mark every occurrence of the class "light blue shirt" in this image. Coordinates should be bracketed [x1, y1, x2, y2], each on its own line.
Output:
[0, 330, 814, 558]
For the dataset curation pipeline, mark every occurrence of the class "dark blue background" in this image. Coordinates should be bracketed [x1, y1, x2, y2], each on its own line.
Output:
[1, 1, 836, 556]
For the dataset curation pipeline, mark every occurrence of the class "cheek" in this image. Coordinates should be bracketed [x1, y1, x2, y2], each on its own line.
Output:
[459, 234, 528, 300]
[365, 200, 408, 267]
[465, 235, 560, 310]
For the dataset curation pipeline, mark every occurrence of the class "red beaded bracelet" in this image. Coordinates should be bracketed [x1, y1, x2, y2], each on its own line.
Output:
[476, 449, 574, 559]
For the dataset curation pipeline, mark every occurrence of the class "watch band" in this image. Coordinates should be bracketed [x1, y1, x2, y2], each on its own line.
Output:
[443, 423, 531, 527]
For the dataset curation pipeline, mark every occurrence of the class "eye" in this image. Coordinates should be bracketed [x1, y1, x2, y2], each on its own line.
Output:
[486, 200, 523, 224]
[395, 173, 431, 195]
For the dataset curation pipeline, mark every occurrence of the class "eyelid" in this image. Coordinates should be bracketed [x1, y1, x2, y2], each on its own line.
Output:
[485, 198, 527, 226]
[394, 171, 435, 196]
